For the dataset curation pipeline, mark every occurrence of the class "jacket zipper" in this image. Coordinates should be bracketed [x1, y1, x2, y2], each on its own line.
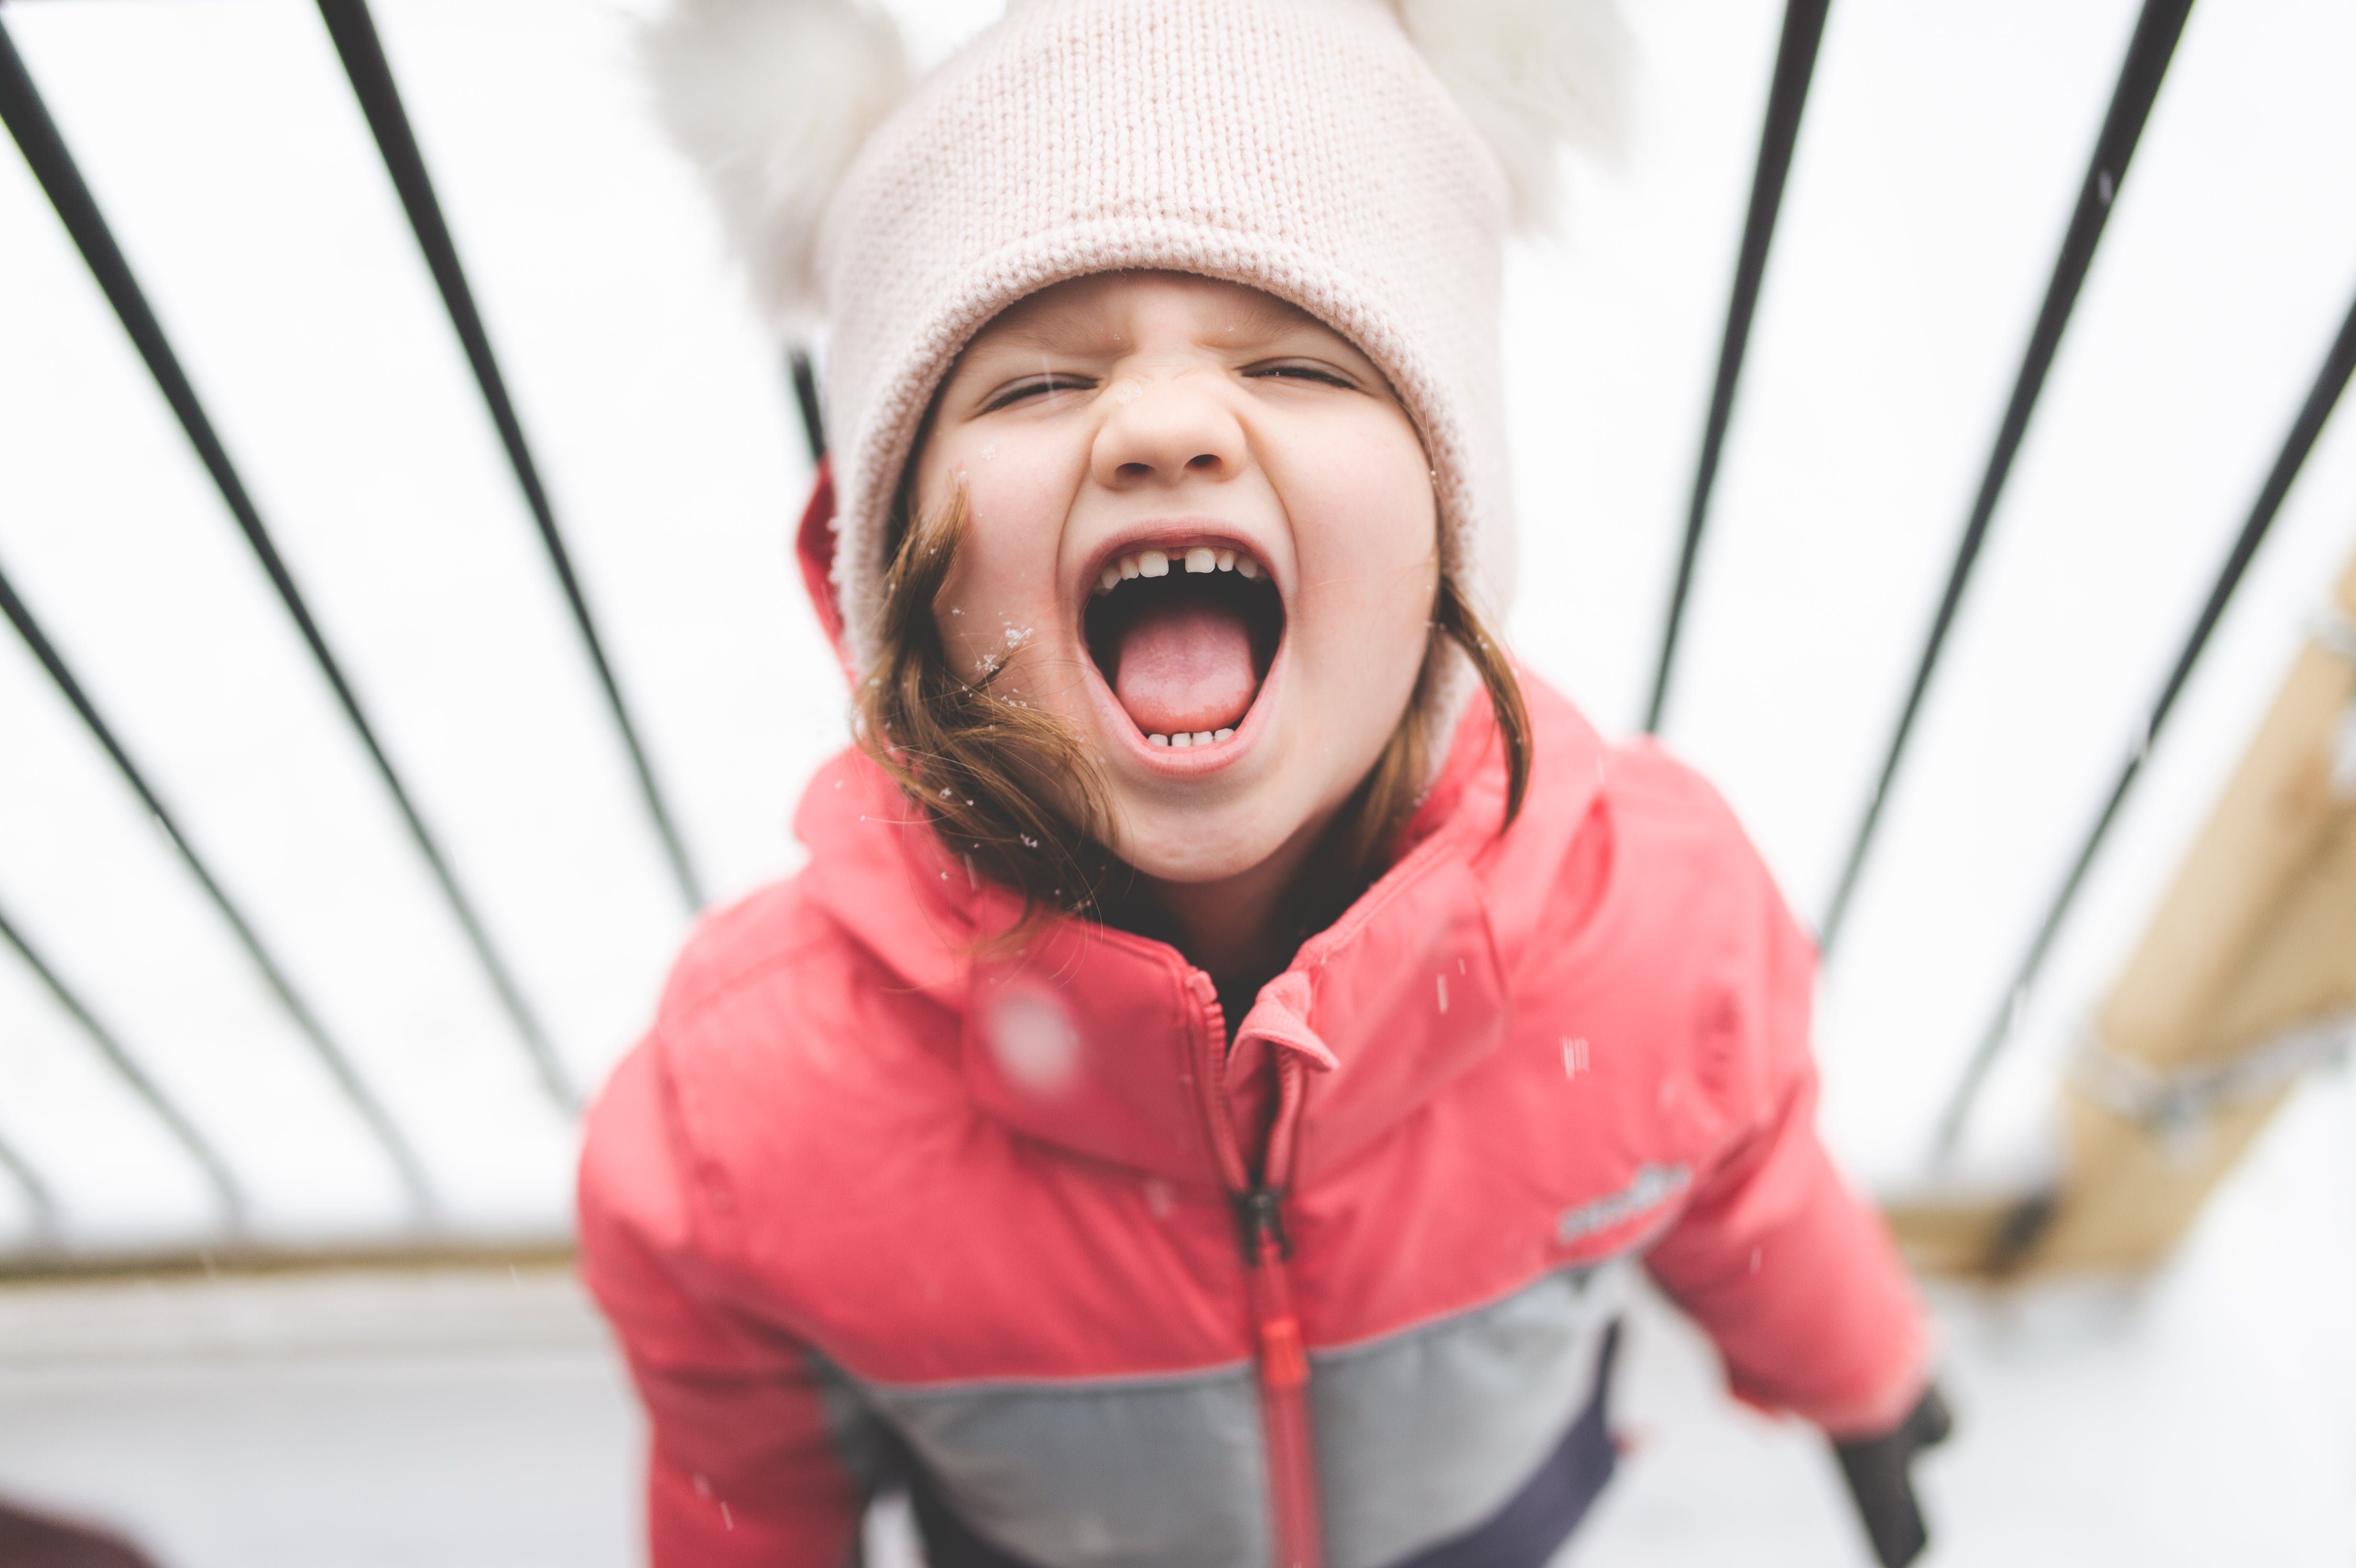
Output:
[1236, 1177, 1322, 1568]
[1197, 990, 1323, 1568]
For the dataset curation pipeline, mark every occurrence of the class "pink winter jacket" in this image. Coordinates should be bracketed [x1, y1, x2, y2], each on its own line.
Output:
[578, 677, 1928, 1568]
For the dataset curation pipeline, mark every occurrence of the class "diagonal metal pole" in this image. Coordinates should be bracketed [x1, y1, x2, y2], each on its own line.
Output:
[0, 893, 250, 1231]
[1645, 0, 1831, 735]
[0, 557, 435, 1219]
[0, 18, 577, 1113]
[315, 0, 704, 913]
[1931, 278, 2356, 1166]
[1819, 0, 2197, 955]
[788, 348, 828, 464]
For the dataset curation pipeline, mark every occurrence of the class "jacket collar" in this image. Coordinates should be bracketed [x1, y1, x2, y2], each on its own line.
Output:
[796, 686, 1608, 1189]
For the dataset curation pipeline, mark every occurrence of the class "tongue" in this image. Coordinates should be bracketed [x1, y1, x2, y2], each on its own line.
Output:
[1112, 597, 1259, 737]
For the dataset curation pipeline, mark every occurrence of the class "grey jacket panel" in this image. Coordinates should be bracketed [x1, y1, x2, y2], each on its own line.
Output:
[830, 1265, 1630, 1568]
[1312, 1264, 1631, 1568]
[867, 1366, 1272, 1568]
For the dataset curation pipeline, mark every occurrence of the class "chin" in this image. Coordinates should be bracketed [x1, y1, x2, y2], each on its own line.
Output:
[1112, 808, 1290, 886]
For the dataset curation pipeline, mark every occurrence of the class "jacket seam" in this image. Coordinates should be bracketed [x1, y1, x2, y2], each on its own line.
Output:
[844, 1357, 1260, 1399]
[1303, 1254, 1639, 1365]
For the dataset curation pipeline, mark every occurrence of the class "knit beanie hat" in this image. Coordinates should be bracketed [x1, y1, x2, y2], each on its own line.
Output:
[647, 0, 1624, 680]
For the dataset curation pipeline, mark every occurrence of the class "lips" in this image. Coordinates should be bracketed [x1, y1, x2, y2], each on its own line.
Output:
[1082, 540, 1283, 750]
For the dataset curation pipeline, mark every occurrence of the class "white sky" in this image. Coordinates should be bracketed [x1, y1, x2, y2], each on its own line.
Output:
[1, 0, 2352, 1250]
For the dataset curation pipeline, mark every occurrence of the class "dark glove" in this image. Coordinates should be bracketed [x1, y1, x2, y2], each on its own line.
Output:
[1832, 1383, 1953, 1566]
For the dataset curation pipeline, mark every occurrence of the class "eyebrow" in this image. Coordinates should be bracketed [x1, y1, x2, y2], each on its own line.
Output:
[1218, 290, 1320, 342]
[974, 323, 1098, 356]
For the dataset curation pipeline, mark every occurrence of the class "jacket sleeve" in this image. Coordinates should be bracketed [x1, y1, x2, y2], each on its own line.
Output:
[578, 1038, 870, 1566]
[1641, 830, 1931, 1440]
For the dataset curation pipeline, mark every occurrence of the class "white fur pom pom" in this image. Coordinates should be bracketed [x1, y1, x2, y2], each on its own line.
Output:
[1392, 0, 1630, 230]
[643, 0, 912, 323]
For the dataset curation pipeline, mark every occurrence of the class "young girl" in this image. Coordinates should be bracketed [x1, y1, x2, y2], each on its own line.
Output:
[581, 2, 1947, 1565]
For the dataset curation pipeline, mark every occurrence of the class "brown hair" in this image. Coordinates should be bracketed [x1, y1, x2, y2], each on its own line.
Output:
[856, 491, 1530, 939]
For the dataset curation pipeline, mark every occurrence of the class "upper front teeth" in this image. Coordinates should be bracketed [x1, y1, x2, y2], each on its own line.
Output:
[1094, 544, 1262, 593]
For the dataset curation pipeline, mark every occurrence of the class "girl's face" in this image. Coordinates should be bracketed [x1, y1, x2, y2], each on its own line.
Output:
[913, 272, 1438, 887]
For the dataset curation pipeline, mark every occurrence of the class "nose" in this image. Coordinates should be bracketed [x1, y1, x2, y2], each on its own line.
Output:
[1090, 374, 1245, 491]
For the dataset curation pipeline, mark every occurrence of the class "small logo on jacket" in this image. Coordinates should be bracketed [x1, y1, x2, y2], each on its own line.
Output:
[1556, 1164, 1691, 1245]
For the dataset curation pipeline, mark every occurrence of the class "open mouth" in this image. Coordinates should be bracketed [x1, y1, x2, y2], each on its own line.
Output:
[1083, 543, 1283, 749]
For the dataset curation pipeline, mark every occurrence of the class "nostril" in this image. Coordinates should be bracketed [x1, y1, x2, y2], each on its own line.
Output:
[1187, 453, 1221, 471]
[1118, 461, 1153, 480]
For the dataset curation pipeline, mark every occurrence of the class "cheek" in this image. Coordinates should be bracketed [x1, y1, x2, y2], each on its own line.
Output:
[1275, 417, 1438, 747]
[1283, 418, 1439, 617]
[918, 435, 1078, 677]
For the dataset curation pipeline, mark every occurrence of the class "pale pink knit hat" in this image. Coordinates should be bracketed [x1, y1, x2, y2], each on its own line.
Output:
[648, 0, 1623, 678]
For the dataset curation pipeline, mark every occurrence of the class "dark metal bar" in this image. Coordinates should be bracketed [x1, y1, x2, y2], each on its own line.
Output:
[1819, 0, 2197, 953]
[1932, 279, 2356, 1165]
[0, 19, 577, 1114]
[0, 893, 247, 1230]
[789, 348, 828, 465]
[1643, 0, 1831, 735]
[314, 0, 704, 914]
[0, 555, 435, 1218]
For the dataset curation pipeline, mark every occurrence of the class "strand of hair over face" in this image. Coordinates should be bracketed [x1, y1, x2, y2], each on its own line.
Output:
[859, 492, 1130, 938]
[856, 492, 1531, 944]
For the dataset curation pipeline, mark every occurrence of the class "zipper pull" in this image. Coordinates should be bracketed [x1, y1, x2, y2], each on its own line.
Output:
[1253, 1299, 1309, 1384]
[1235, 1186, 1308, 1391]
[1234, 1184, 1292, 1263]
[1256, 1306, 1309, 1391]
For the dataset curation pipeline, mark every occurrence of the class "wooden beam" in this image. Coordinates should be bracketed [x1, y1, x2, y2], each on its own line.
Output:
[0, 1236, 572, 1284]
[1890, 545, 2356, 1275]
[2035, 547, 2356, 1270]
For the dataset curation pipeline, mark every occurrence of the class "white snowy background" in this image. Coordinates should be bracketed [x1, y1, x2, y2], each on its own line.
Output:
[0, 0, 2351, 1563]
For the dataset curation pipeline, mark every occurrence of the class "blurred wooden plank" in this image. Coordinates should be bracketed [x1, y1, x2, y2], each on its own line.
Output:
[2037, 549, 2356, 1271]
[1890, 547, 2356, 1276]
[0, 1236, 571, 1284]
[2094, 550, 2356, 1064]
[1882, 1188, 2047, 1278]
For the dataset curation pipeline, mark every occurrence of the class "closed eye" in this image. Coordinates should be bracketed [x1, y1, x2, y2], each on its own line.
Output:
[1244, 360, 1360, 390]
[982, 374, 1096, 413]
